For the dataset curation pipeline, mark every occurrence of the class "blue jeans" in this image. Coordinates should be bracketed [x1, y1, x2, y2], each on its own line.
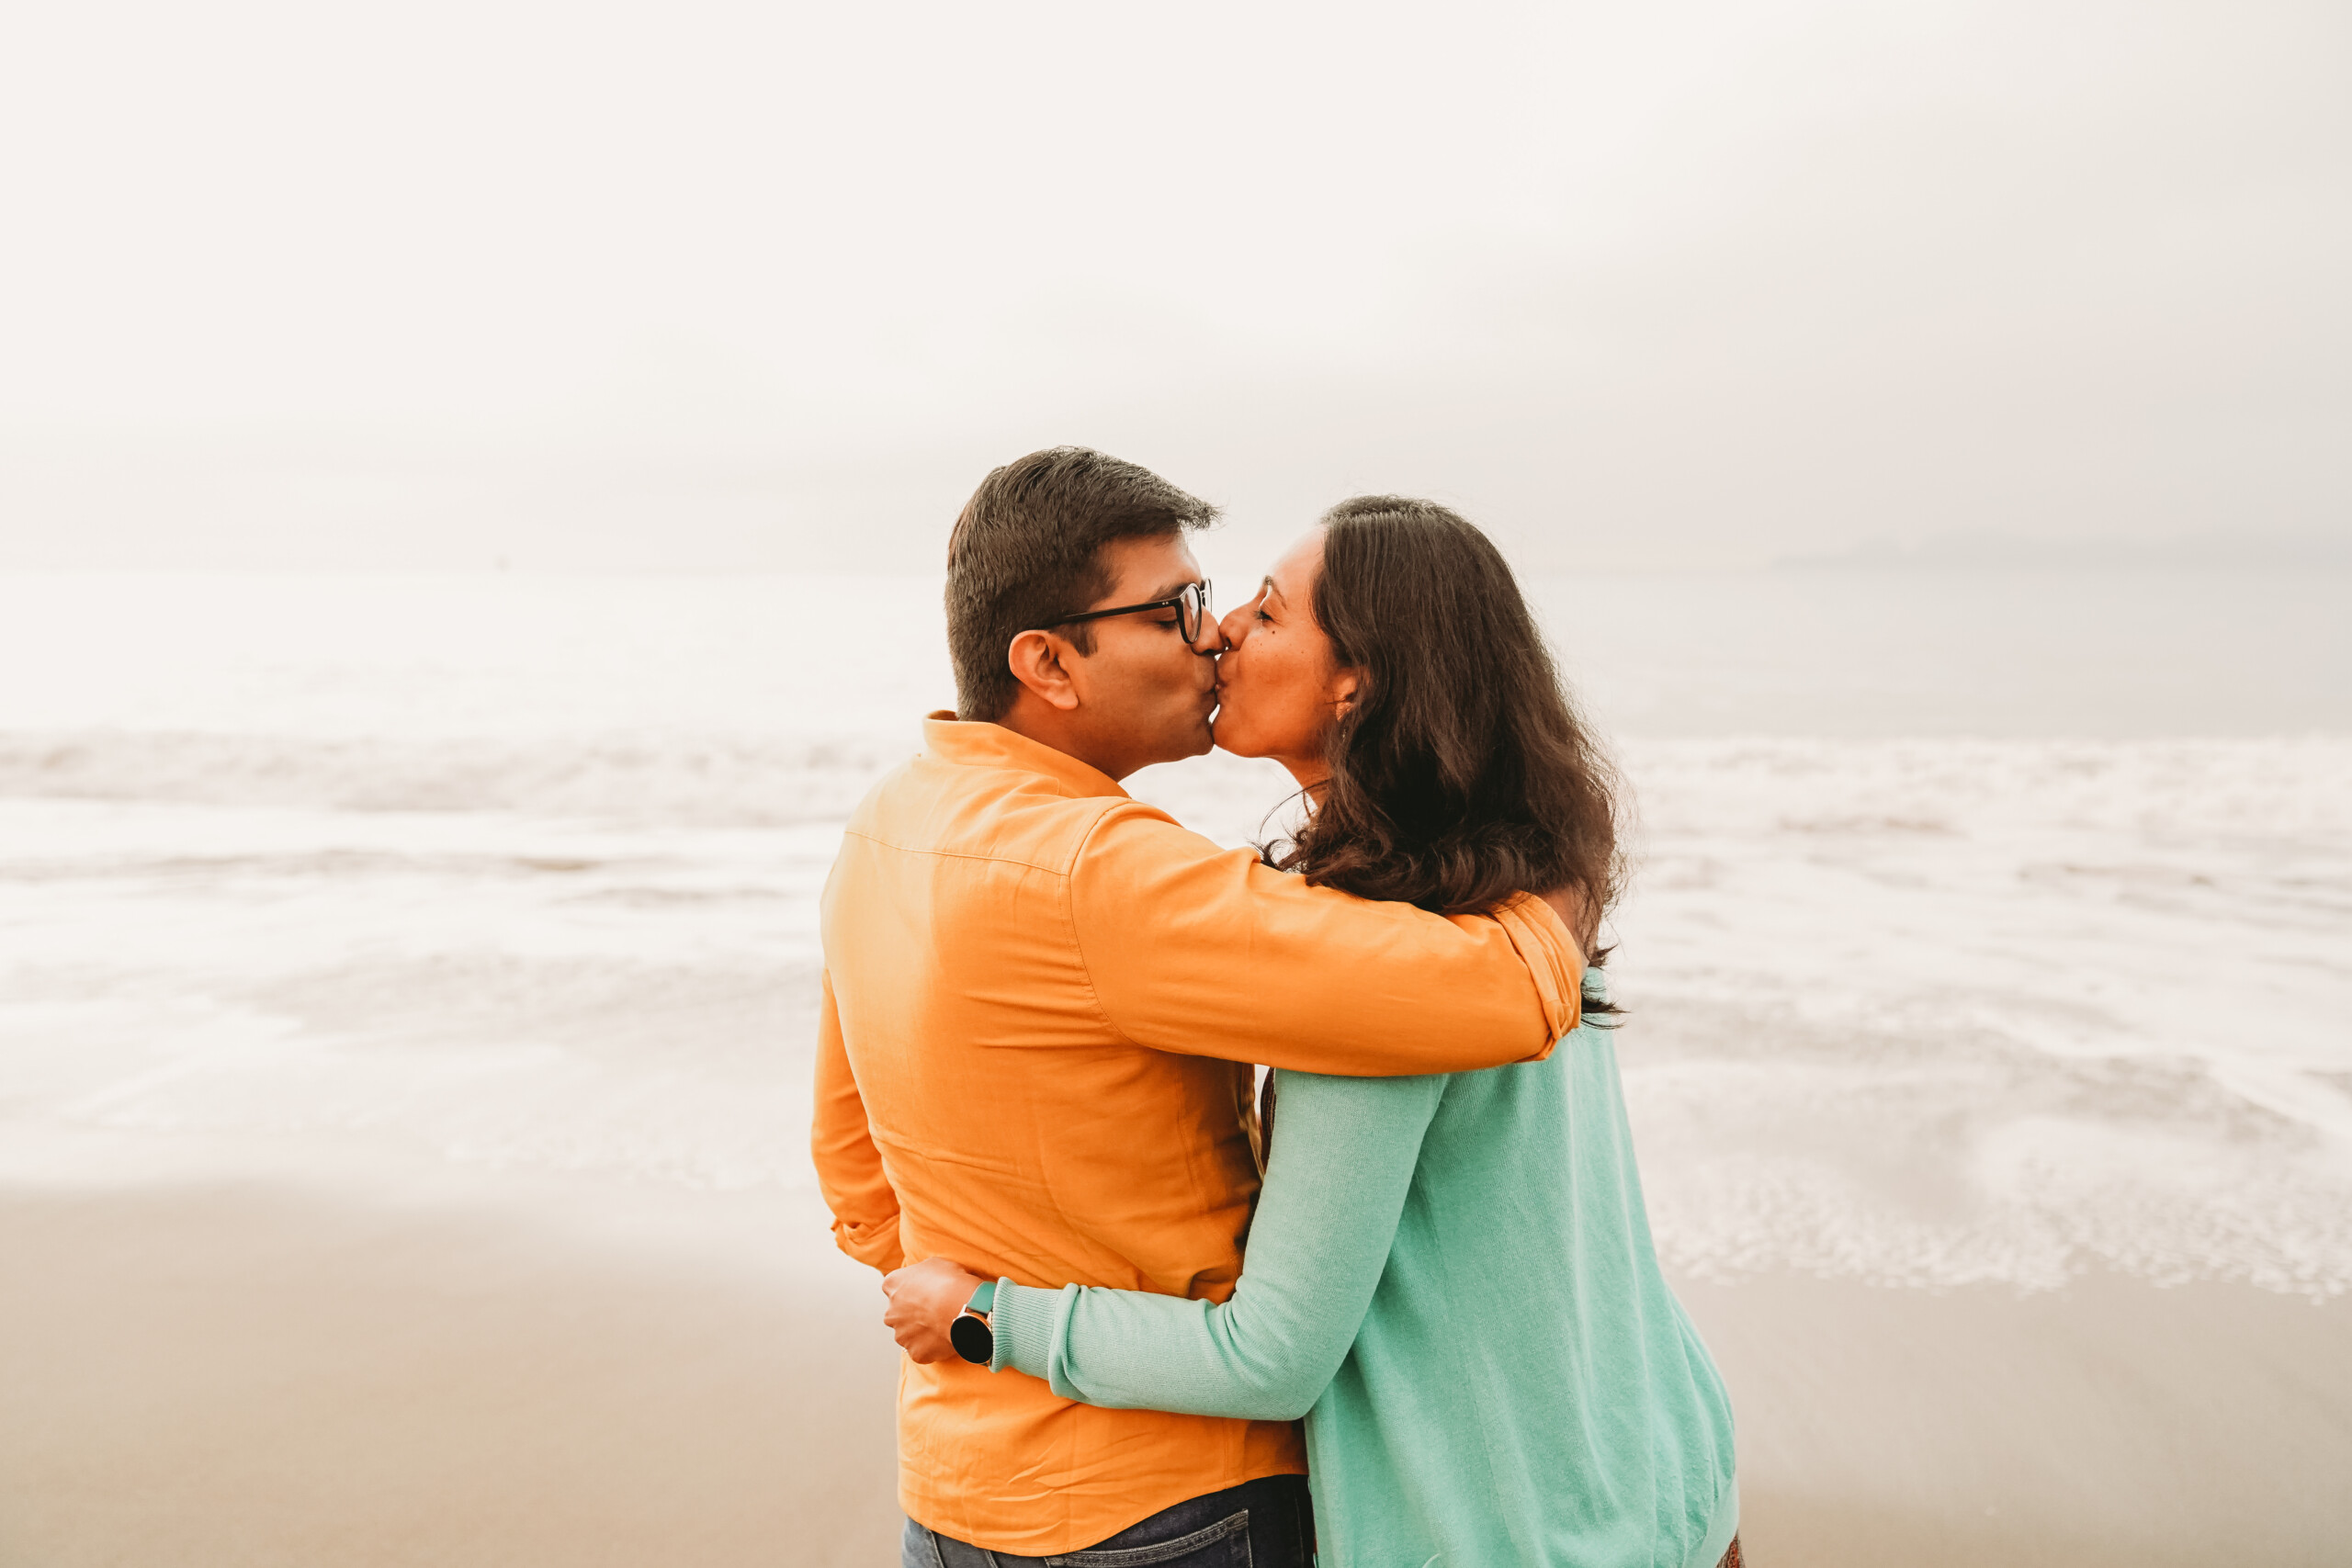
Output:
[901, 1473, 1312, 1568]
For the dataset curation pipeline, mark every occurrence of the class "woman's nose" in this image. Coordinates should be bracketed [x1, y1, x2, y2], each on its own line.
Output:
[1216, 604, 1251, 648]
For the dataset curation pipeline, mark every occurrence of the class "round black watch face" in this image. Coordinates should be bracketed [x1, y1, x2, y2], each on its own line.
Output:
[949, 1312, 994, 1365]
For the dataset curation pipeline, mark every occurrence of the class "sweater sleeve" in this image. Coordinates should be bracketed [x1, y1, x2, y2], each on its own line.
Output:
[989, 1067, 1448, 1421]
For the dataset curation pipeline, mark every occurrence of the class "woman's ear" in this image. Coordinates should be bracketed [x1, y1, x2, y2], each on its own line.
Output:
[1330, 667, 1362, 717]
[1006, 630, 1082, 712]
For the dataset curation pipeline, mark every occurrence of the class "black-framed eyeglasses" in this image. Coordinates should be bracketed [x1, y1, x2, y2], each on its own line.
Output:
[1036, 581, 1216, 645]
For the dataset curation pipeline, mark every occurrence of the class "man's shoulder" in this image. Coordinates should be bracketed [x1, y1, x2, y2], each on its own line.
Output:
[844, 756, 1182, 877]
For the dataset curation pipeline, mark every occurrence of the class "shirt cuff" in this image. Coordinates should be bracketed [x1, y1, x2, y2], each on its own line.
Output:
[987, 1279, 1069, 1378]
[1493, 890, 1584, 1045]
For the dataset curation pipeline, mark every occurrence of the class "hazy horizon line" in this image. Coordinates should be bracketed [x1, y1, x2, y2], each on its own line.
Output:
[1776, 528, 2352, 572]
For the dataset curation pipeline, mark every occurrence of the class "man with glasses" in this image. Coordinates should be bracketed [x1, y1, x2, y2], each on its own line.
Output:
[811, 446, 1582, 1568]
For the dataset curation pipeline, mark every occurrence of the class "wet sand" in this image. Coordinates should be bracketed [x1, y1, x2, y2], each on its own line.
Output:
[0, 1182, 902, 1568]
[1679, 1272, 2352, 1567]
[3, 1182, 2346, 1566]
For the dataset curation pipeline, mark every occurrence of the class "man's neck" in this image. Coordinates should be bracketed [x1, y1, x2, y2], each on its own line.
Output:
[988, 704, 1136, 783]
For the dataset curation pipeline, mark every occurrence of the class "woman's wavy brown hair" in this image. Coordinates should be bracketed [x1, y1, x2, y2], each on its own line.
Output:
[1270, 497, 1622, 957]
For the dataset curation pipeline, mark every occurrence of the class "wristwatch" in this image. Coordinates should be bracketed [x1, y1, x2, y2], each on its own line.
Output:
[950, 1280, 996, 1365]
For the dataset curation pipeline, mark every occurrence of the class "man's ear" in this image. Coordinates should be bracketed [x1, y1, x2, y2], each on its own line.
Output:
[1007, 630, 1082, 712]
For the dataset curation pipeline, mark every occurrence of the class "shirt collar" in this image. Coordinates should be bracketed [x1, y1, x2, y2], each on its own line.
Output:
[922, 713, 1129, 800]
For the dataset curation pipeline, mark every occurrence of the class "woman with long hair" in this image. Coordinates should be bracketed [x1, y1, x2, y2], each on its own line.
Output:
[886, 498, 1739, 1568]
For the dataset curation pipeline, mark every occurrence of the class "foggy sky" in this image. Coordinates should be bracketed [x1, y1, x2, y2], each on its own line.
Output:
[3, 0, 2346, 572]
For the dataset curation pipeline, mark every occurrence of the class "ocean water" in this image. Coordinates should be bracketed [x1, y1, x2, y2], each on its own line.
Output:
[2, 570, 2346, 1294]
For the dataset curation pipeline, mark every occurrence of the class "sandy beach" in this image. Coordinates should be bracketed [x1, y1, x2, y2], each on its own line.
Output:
[1684, 1273, 2350, 1566]
[0, 1181, 902, 1568]
[5, 1177, 2345, 1567]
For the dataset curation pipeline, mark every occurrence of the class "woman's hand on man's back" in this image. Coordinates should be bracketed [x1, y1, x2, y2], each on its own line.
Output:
[882, 1256, 991, 1364]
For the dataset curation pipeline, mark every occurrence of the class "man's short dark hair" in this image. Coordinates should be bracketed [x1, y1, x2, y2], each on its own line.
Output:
[945, 446, 1219, 721]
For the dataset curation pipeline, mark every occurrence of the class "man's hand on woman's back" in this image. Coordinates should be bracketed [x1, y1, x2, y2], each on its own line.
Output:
[1537, 885, 1593, 955]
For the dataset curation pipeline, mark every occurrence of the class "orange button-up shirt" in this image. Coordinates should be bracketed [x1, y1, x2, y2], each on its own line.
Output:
[811, 717, 1581, 1554]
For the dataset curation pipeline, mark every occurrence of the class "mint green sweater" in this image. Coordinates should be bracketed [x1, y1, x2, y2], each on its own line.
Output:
[988, 973, 1738, 1568]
